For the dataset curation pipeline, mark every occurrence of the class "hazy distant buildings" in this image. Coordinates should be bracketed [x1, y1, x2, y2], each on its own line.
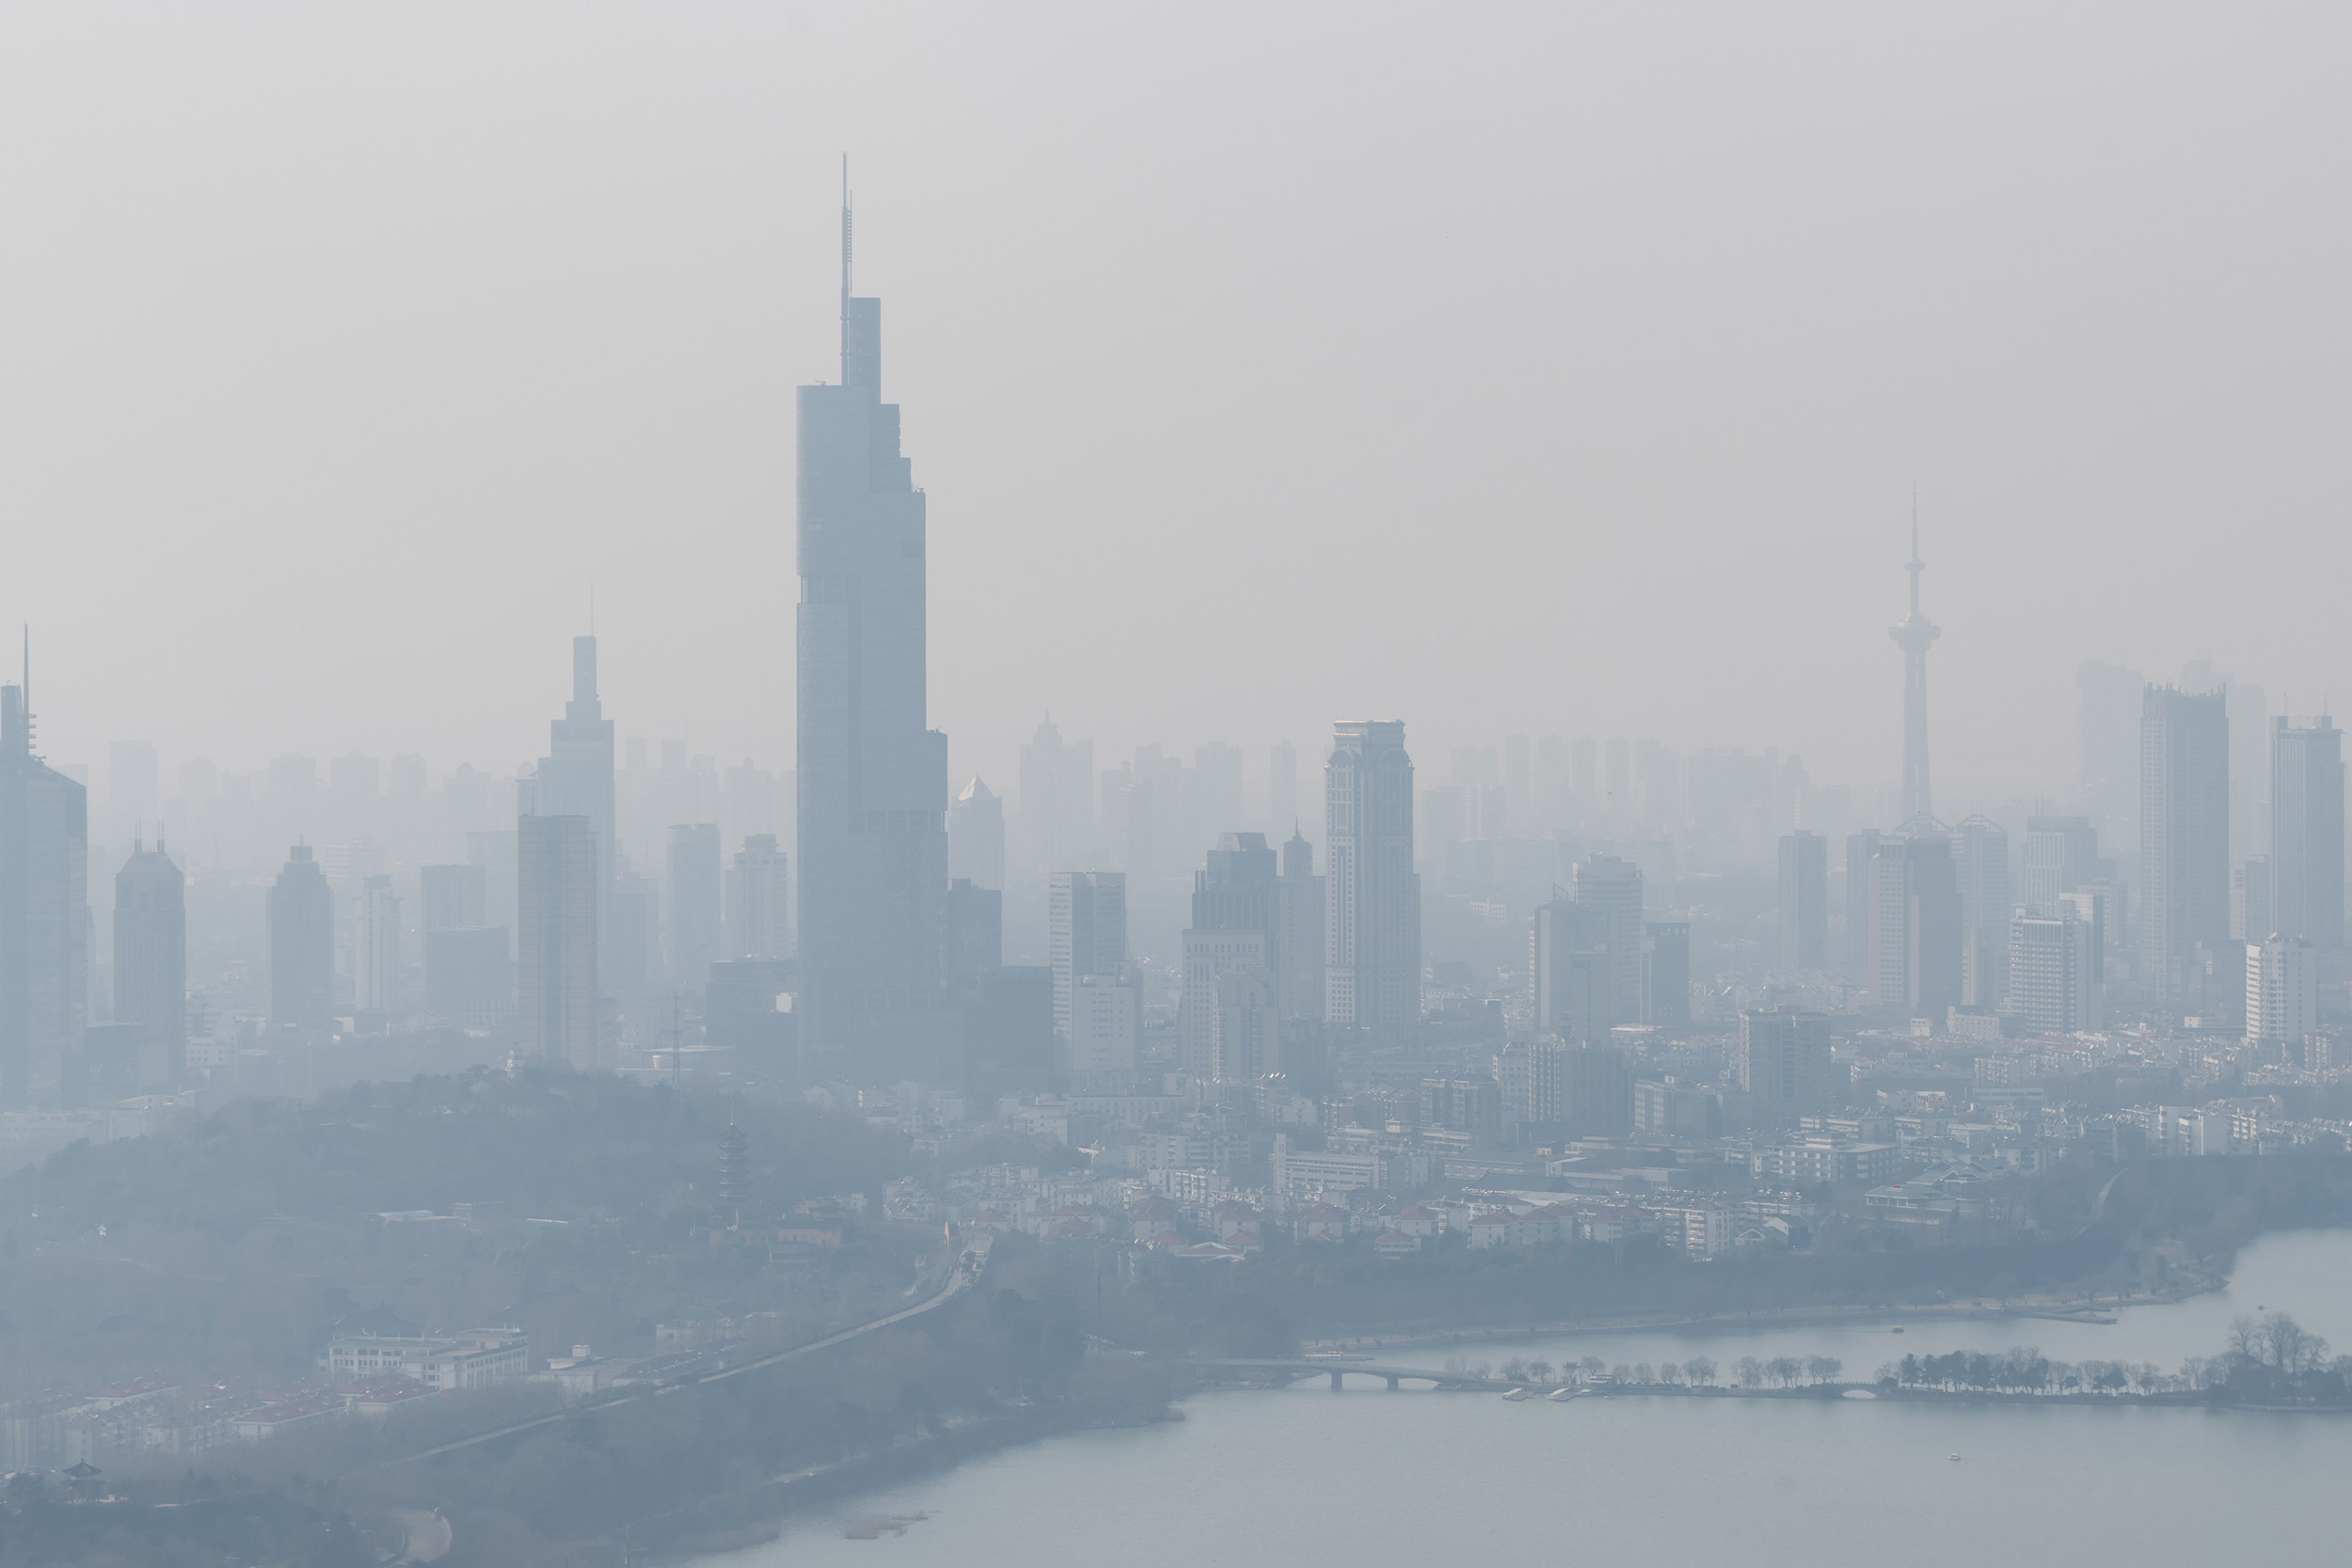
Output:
[1325, 721, 1420, 1034]
[795, 194, 950, 1053]
[1016, 720, 1093, 876]
[1532, 896, 1610, 1043]
[1953, 816, 2010, 1009]
[267, 845, 333, 1037]
[948, 777, 1005, 891]
[1268, 742, 1298, 836]
[533, 637, 617, 981]
[1050, 871, 1127, 1050]
[665, 823, 722, 989]
[942, 878, 1002, 985]
[725, 834, 790, 961]
[1179, 927, 1276, 1084]
[2247, 933, 2317, 1048]
[112, 840, 183, 1087]
[354, 873, 400, 1015]
[1776, 830, 1828, 971]
[1866, 828, 1962, 1020]
[1841, 830, 1882, 985]
[2022, 815, 2099, 913]
[2009, 910, 2102, 1033]
[2270, 716, 2344, 953]
[518, 813, 598, 1069]
[1889, 520, 1939, 822]
[2078, 659, 2145, 835]
[0, 683, 87, 1110]
[421, 863, 487, 932]
[1278, 829, 1325, 1021]
[1735, 1006, 1833, 1113]
[424, 926, 513, 1034]
[1572, 852, 1645, 1025]
[2139, 686, 2230, 1008]
[1644, 921, 1691, 1027]
[2231, 858, 2273, 945]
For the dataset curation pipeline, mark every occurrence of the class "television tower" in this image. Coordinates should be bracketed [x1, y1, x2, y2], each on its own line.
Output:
[1890, 503, 1940, 824]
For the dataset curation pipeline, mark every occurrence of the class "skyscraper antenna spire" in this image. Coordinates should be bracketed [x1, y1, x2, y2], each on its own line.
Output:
[839, 155, 852, 384]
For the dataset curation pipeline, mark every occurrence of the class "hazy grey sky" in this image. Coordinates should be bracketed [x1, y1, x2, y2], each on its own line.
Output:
[2, 3, 2345, 798]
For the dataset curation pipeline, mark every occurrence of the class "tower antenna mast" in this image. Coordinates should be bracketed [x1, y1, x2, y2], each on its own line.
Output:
[839, 155, 852, 384]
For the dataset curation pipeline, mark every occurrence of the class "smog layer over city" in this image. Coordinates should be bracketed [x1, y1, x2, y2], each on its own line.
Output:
[1, 5, 2349, 1565]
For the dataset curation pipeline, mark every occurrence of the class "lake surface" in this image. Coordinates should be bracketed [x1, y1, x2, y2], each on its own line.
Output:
[697, 1230, 2352, 1567]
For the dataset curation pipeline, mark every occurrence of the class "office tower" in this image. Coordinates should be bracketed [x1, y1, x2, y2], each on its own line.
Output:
[2247, 934, 2318, 1048]
[1841, 830, 1883, 983]
[1644, 921, 1691, 1027]
[518, 813, 598, 1069]
[1889, 516, 1939, 822]
[1268, 742, 1298, 835]
[421, 863, 487, 932]
[2139, 686, 2230, 1007]
[1191, 829, 1277, 950]
[942, 879, 1002, 985]
[1571, 852, 1645, 1025]
[112, 840, 183, 1088]
[1067, 972, 1137, 1074]
[1735, 1006, 1833, 1112]
[108, 740, 159, 841]
[354, 874, 400, 1014]
[1866, 828, 1962, 1019]
[2077, 659, 2145, 833]
[1180, 927, 1276, 1083]
[948, 777, 1005, 890]
[0, 682, 87, 1110]
[1050, 871, 1127, 1045]
[2271, 716, 2344, 952]
[266, 844, 333, 1035]
[424, 926, 513, 1032]
[1325, 721, 1420, 1034]
[795, 185, 950, 1052]
[1016, 718, 1094, 874]
[531, 636, 616, 983]
[1953, 816, 2010, 1008]
[725, 834, 791, 961]
[1531, 896, 1610, 1042]
[2182, 660, 2271, 863]
[1776, 830, 1829, 971]
[468, 830, 520, 937]
[1277, 829, 1326, 1021]
[2022, 815, 2099, 912]
[2231, 858, 2273, 945]
[2009, 911, 2103, 1033]
[665, 823, 723, 989]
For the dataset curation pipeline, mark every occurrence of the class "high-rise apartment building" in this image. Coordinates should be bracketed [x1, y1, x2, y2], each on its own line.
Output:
[2247, 934, 2317, 1048]
[1776, 830, 1828, 971]
[2270, 716, 2344, 952]
[2139, 686, 2230, 1007]
[518, 813, 598, 1069]
[1643, 921, 1691, 1027]
[1953, 816, 2010, 1008]
[725, 834, 790, 961]
[665, 823, 722, 989]
[267, 844, 333, 1036]
[1531, 896, 1610, 1043]
[1841, 830, 1883, 984]
[2009, 911, 2101, 1033]
[1016, 719, 1093, 875]
[1179, 927, 1276, 1084]
[2231, 858, 2273, 944]
[0, 683, 87, 1110]
[112, 840, 183, 1087]
[1735, 1006, 1833, 1113]
[1866, 829, 1962, 1019]
[1325, 721, 1419, 1034]
[2022, 816, 2099, 913]
[1050, 871, 1127, 1047]
[795, 186, 950, 1053]
[1572, 853, 1645, 1026]
[948, 777, 1006, 891]
[354, 873, 400, 1014]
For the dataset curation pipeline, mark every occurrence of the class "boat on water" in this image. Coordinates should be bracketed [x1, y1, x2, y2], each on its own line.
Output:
[1501, 1387, 1534, 1402]
[1545, 1386, 1580, 1402]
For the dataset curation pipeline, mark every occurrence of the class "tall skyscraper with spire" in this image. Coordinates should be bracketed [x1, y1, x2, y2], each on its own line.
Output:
[0, 669, 87, 1110]
[530, 635, 616, 973]
[796, 170, 950, 1055]
[1890, 511, 1939, 824]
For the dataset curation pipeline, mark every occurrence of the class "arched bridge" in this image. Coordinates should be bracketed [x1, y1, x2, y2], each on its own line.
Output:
[1189, 1358, 1518, 1392]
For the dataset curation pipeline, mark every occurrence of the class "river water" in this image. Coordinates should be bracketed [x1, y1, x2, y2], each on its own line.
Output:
[697, 1230, 2352, 1566]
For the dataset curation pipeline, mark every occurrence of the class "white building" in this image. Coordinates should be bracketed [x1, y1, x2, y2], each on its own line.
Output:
[2247, 934, 2318, 1048]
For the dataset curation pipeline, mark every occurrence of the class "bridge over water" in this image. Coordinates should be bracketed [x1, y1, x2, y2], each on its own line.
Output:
[1189, 1358, 1524, 1392]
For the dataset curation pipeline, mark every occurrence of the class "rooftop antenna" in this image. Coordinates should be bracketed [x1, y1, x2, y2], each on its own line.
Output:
[1907, 486, 1924, 617]
[839, 154, 852, 384]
